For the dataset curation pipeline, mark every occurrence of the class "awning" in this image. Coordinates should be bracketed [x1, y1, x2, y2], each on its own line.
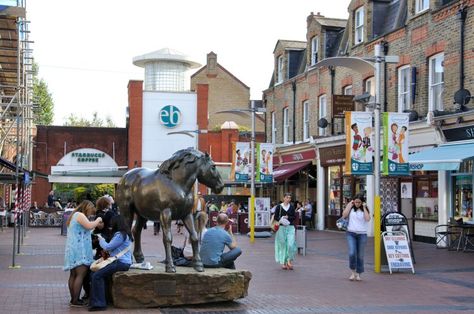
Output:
[273, 161, 311, 182]
[409, 142, 474, 171]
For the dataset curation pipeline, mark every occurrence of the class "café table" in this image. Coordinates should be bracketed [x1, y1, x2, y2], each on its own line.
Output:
[455, 221, 474, 252]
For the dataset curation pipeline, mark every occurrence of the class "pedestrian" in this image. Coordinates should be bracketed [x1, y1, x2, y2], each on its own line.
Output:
[47, 190, 55, 207]
[273, 192, 297, 270]
[342, 194, 370, 281]
[63, 200, 102, 307]
[193, 191, 206, 214]
[89, 215, 133, 311]
[200, 213, 242, 269]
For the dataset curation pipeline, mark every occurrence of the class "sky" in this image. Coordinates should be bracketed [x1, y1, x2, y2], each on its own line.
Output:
[27, 0, 350, 127]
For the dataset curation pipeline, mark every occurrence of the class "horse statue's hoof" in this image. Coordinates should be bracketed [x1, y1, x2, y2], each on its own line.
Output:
[193, 262, 204, 272]
[165, 264, 176, 273]
[134, 254, 145, 263]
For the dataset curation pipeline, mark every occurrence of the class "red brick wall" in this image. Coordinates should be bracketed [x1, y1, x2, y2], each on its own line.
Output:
[127, 80, 143, 169]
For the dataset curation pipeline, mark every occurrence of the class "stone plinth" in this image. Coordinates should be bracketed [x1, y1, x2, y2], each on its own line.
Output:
[111, 264, 252, 308]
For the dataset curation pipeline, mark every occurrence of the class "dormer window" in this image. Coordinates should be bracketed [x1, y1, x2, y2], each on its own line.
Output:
[311, 36, 319, 65]
[354, 7, 364, 44]
[277, 55, 284, 84]
[415, 0, 429, 14]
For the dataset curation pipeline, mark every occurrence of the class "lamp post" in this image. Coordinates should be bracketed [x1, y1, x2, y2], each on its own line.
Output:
[215, 102, 265, 243]
[310, 44, 398, 273]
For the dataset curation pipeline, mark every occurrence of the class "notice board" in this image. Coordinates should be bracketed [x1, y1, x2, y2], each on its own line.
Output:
[382, 231, 415, 274]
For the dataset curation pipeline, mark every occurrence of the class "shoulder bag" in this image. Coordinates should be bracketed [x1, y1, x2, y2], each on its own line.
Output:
[90, 243, 132, 272]
[336, 208, 351, 231]
[270, 205, 282, 232]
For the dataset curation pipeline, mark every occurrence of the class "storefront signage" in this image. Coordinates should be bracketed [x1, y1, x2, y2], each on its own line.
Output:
[382, 231, 415, 274]
[443, 125, 474, 142]
[383, 112, 410, 176]
[159, 105, 181, 128]
[71, 152, 106, 163]
[345, 111, 374, 175]
[332, 95, 354, 118]
[280, 149, 317, 164]
[319, 146, 345, 166]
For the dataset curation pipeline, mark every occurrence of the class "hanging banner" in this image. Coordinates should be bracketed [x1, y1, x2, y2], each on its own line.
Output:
[383, 112, 410, 175]
[256, 143, 274, 182]
[345, 111, 374, 175]
[232, 142, 251, 182]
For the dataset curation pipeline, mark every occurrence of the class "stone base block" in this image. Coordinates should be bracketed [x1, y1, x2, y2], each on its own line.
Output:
[111, 264, 252, 308]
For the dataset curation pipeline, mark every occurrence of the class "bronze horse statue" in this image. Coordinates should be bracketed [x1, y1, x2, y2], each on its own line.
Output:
[116, 148, 224, 272]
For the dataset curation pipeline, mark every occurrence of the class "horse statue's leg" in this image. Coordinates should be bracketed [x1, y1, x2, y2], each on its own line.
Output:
[160, 208, 176, 273]
[132, 215, 147, 263]
[183, 212, 204, 272]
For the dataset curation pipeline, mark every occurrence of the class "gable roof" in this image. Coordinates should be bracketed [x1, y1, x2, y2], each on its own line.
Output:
[191, 63, 250, 90]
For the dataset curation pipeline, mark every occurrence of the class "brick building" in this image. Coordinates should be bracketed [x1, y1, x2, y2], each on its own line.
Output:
[264, 0, 474, 240]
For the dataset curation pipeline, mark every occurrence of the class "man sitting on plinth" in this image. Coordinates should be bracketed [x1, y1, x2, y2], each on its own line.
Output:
[200, 213, 242, 269]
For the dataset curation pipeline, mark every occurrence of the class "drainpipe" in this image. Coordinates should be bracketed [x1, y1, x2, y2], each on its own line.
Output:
[458, 6, 467, 90]
[382, 41, 389, 112]
[330, 66, 335, 135]
[292, 81, 296, 144]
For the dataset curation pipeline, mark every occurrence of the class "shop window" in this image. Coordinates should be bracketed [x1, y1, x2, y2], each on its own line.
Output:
[415, 177, 438, 220]
[452, 160, 473, 220]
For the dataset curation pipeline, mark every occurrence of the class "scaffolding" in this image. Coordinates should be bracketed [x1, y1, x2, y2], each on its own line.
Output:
[0, 1, 33, 179]
[0, 1, 34, 267]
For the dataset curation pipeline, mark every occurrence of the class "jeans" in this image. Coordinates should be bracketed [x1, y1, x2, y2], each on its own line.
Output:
[346, 231, 367, 274]
[89, 260, 130, 308]
[204, 247, 242, 269]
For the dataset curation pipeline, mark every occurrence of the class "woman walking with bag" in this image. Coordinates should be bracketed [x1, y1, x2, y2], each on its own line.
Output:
[64, 200, 102, 307]
[88, 215, 133, 311]
[273, 193, 297, 270]
[342, 194, 370, 281]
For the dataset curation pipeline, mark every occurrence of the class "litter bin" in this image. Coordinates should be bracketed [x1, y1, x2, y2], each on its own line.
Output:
[61, 211, 72, 236]
[296, 225, 307, 256]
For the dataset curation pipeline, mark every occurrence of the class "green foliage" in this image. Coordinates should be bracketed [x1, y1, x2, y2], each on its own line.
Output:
[63, 112, 116, 127]
[73, 187, 89, 203]
[90, 184, 114, 201]
[32, 63, 54, 125]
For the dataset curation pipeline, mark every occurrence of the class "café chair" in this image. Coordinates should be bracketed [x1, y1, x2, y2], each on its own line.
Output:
[463, 232, 474, 252]
[435, 224, 462, 250]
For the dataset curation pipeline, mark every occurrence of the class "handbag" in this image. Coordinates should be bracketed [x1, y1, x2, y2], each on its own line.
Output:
[270, 205, 283, 232]
[90, 244, 131, 272]
[336, 208, 351, 231]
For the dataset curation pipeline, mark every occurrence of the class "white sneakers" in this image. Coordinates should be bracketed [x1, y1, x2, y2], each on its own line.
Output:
[349, 271, 361, 281]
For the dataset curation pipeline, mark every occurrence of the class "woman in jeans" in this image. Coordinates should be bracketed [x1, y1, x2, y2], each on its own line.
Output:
[88, 215, 133, 311]
[342, 194, 370, 281]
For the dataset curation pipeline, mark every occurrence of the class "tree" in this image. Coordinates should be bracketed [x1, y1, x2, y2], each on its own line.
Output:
[32, 62, 54, 125]
[63, 112, 116, 127]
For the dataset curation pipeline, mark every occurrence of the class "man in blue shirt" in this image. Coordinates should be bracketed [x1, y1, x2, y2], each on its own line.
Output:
[200, 213, 242, 269]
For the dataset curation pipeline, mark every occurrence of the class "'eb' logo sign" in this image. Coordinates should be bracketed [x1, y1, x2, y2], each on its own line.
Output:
[159, 105, 181, 128]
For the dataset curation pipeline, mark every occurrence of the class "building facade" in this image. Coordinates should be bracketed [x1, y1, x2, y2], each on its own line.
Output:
[264, 0, 474, 240]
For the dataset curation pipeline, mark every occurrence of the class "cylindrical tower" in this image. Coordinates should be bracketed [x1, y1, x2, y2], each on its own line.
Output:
[132, 48, 201, 92]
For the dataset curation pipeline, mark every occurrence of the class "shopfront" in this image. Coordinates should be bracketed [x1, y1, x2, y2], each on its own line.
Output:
[319, 144, 366, 230]
[272, 143, 317, 204]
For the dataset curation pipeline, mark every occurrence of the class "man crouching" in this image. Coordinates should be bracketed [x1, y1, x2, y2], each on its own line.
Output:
[200, 213, 242, 269]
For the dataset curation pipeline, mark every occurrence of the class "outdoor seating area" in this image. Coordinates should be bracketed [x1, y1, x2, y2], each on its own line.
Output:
[435, 220, 474, 252]
[29, 211, 63, 227]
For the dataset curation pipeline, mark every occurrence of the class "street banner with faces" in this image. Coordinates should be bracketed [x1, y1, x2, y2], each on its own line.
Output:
[345, 111, 374, 175]
[256, 143, 274, 182]
[232, 142, 251, 182]
[383, 112, 410, 176]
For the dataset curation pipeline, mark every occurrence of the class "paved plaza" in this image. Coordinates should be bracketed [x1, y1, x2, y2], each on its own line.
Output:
[0, 224, 473, 314]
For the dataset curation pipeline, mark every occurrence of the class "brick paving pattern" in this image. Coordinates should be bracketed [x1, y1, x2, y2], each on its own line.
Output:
[0, 224, 473, 313]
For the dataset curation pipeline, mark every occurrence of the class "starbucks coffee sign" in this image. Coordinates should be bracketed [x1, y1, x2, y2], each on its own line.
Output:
[71, 151, 106, 163]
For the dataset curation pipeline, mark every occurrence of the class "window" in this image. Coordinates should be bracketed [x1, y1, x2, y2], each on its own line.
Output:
[428, 53, 444, 112]
[364, 77, 375, 96]
[311, 36, 319, 65]
[277, 55, 284, 84]
[354, 7, 364, 44]
[271, 112, 277, 144]
[303, 101, 310, 141]
[398, 66, 411, 112]
[283, 107, 289, 143]
[319, 95, 327, 136]
[344, 85, 353, 95]
[415, 0, 429, 13]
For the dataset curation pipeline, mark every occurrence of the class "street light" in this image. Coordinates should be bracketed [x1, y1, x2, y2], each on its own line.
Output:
[311, 44, 398, 273]
[215, 102, 265, 243]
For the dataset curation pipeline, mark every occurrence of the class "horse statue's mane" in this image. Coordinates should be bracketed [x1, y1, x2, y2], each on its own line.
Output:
[158, 148, 204, 178]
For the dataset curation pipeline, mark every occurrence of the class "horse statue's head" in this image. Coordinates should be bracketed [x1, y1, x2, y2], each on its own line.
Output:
[159, 148, 224, 194]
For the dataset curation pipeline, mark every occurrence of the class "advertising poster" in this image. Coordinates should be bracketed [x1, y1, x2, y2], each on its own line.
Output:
[383, 112, 410, 176]
[256, 143, 274, 182]
[249, 197, 271, 227]
[382, 232, 415, 274]
[233, 142, 251, 182]
[345, 111, 374, 175]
